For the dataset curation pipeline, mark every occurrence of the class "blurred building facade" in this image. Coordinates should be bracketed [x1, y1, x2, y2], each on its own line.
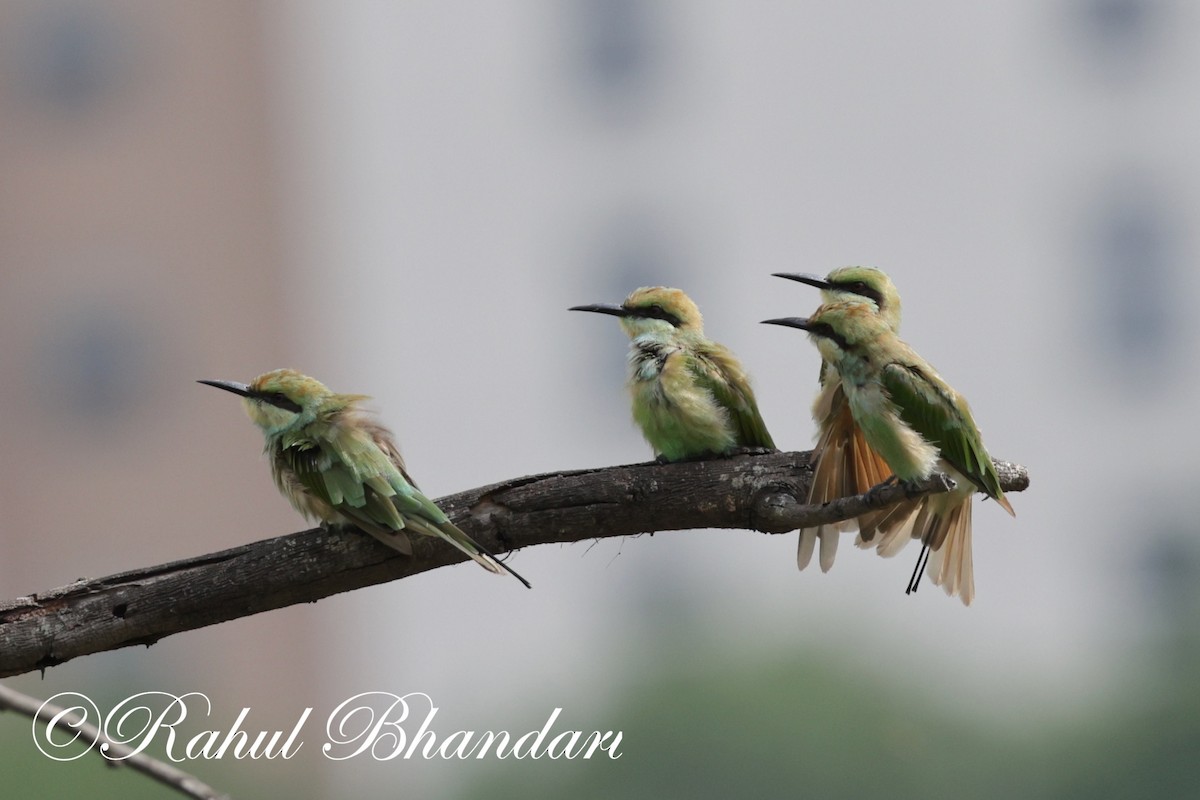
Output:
[2, 2, 1199, 798]
[0, 6, 317, 791]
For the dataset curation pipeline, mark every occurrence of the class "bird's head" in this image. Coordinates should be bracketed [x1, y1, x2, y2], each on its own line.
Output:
[772, 266, 901, 333]
[761, 299, 889, 359]
[570, 286, 703, 339]
[199, 369, 339, 436]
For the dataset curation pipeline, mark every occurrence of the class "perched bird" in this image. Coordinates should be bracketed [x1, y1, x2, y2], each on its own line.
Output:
[763, 300, 1014, 605]
[199, 369, 530, 588]
[570, 286, 775, 461]
[773, 267, 911, 573]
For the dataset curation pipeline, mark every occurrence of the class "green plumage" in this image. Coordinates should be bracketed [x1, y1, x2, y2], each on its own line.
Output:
[762, 295, 1015, 605]
[573, 286, 775, 462]
[276, 426, 419, 544]
[200, 369, 530, 587]
[687, 348, 775, 451]
[878, 363, 1007, 505]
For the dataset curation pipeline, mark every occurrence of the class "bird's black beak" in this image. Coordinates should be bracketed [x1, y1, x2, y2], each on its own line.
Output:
[197, 379, 253, 398]
[760, 317, 812, 331]
[772, 272, 833, 291]
[199, 378, 302, 413]
[569, 303, 631, 318]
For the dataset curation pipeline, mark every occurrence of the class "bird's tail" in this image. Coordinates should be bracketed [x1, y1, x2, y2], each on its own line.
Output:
[889, 492, 974, 605]
[860, 497, 924, 558]
[796, 528, 840, 573]
[799, 400, 895, 573]
[340, 511, 417, 556]
[859, 481, 977, 605]
[922, 497, 974, 606]
[992, 490, 1016, 517]
[422, 518, 532, 589]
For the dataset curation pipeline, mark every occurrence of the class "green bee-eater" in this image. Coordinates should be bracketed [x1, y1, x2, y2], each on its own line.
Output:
[571, 286, 775, 462]
[199, 369, 530, 588]
[763, 301, 1014, 605]
[773, 267, 914, 573]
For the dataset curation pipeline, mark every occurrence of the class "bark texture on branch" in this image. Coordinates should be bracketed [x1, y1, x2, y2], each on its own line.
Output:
[0, 451, 1029, 678]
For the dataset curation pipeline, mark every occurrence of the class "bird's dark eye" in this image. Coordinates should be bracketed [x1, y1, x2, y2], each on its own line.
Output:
[647, 304, 682, 326]
[839, 280, 882, 307]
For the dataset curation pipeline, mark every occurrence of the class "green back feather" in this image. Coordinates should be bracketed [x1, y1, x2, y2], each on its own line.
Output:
[276, 421, 449, 534]
[687, 347, 775, 449]
[879, 363, 1005, 501]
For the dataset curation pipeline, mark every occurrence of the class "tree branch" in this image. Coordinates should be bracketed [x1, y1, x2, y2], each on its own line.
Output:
[0, 451, 1029, 678]
[0, 683, 231, 800]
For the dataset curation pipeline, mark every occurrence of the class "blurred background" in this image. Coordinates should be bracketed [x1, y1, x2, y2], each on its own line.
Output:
[2, 1, 1198, 797]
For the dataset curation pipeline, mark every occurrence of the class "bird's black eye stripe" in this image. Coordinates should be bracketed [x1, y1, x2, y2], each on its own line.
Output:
[627, 303, 683, 327]
[809, 322, 851, 351]
[252, 391, 302, 413]
[833, 280, 883, 309]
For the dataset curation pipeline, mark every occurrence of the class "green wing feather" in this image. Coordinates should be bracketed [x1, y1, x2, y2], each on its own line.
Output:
[279, 431, 414, 536]
[688, 348, 775, 449]
[276, 416, 531, 587]
[879, 363, 1006, 503]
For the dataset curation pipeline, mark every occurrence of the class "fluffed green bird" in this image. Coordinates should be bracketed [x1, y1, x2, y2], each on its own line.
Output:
[773, 267, 912, 573]
[763, 300, 1014, 605]
[199, 369, 530, 588]
[571, 286, 775, 461]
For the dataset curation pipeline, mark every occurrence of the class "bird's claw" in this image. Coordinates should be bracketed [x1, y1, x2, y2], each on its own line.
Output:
[898, 474, 956, 498]
[863, 475, 900, 503]
[931, 473, 957, 493]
